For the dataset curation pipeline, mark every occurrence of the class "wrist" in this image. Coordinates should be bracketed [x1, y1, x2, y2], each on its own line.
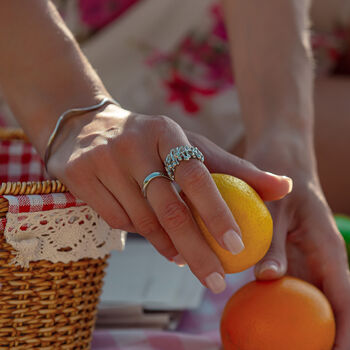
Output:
[244, 128, 318, 181]
[34, 93, 109, 159]
[44, 98, 120, 168]
[47, 103, 129, 169]
[3, 42, 110, 157]
[245, 115, 313, 147]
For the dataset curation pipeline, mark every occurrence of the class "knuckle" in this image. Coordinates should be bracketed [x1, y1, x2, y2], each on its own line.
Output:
[327, 230, 347, 250]
[151, 115, 181, 135]
[322, 228, 338, 244]
[181, 164, 208, 191]
[234, 156, 257, 172]
[189, 255, 210, 275]
[134, 215, 160, 236]
[316, 228, 348, 264]
[210, 207, 230, 229]
[321, 231, 349, 271]
[106, 214, 132, 230]
[160, 201, 189, 231]
[237, 157, 251, 168]
[151, 115, 171, 129]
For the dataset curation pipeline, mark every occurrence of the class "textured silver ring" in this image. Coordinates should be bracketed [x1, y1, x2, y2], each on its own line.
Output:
[142, 171, 172, 198]
[164, 145, 204, 181]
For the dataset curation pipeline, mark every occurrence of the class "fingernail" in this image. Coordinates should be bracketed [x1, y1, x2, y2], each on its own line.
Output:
[173, 254, 187, 267]
[266, 172, 293, 194]
[258, 261, 279, 277]
[223, 229, 245, 254]
[205, 272, 226, 294]
[281, 176, 293, 194]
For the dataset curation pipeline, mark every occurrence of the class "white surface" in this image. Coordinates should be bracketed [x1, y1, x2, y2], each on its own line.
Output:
[100, 237, 205, 311]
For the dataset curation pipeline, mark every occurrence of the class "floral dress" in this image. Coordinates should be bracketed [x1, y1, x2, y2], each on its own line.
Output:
[1, 0, 350, 151]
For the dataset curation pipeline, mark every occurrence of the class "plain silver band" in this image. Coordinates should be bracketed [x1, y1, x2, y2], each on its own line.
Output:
[142, 171, 172, 198]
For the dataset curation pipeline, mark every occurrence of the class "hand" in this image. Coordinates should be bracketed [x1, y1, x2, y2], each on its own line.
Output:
[247, 141, 350, 350]
[46, 104, 291, 294]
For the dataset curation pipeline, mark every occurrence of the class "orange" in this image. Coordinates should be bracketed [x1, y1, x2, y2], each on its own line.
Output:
[184, 173, 273, 273]
[220, 276, 336, 350]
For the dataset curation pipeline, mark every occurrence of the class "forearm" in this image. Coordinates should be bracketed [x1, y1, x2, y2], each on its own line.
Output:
[0, 0, 109, 156]
[222, 0, 314, 155]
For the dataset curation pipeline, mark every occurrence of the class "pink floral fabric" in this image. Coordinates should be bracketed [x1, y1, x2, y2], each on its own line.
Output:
[0, 0, 349, 132]
[52, 0, 350, 117]
[145, 3, 349, 114]
[78, 0, 141, 29]
[145, 4, 234, 114]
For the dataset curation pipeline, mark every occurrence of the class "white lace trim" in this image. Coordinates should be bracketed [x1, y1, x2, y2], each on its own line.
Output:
[4, 205, 126, 267]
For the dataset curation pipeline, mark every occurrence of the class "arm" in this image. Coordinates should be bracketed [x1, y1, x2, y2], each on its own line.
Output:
[222, 1, 350, 348]
[0, 0, 109, 156]
[222, 0, 314, 169]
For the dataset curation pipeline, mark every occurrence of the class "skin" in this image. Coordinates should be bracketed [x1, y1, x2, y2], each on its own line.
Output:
[313, 77, 350, 215]
[222, 0, 350, 349]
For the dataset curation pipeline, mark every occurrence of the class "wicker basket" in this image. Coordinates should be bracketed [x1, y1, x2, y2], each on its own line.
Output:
[0, 129, 109, 349]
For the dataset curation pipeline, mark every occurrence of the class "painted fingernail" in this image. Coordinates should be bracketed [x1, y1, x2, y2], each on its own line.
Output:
[223, 229, 245, 254]
[205, 272, 226, 294]
[266, 172, 293, 194]
[281, 176, 293, 194]
[173, 254, 187, 267]
[258, 261, 279, 277]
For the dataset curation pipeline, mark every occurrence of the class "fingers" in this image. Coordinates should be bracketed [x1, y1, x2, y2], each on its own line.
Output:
[98, 163, 179, 262]
[187, 131, 293, 201]
[64, 173, 135, 233]
[124, 119, 227, 290]
[322, 261, 350, 350]
[62, 114, 290, 294]
[315, 225, 350, 350]
[289, 205, 350, 350]
[146, 176, 226, 293]
[326, 271, 350, 350]
[255, 202, 289, 280]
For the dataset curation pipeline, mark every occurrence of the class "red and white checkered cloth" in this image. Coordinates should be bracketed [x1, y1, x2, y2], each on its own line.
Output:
[0, 193, 85, 232]
[0, 139, 85, 231]
[5, 193, 84, 214]
[0, 139, 46, 183]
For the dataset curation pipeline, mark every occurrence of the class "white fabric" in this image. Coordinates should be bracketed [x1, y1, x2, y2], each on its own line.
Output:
[4, 205, 126, 267]
[82, 0, 244, 152]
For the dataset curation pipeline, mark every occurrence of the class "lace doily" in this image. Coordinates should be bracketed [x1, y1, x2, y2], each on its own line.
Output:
[4, 205, 126, 267]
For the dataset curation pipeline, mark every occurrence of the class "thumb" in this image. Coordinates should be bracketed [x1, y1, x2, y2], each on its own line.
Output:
[186, 131, 293, 201]
[255, 204, 288, 280]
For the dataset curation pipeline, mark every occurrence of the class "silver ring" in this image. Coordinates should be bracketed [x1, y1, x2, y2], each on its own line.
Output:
[142, 171, 172, 198]
[164, 145, 204, 181]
